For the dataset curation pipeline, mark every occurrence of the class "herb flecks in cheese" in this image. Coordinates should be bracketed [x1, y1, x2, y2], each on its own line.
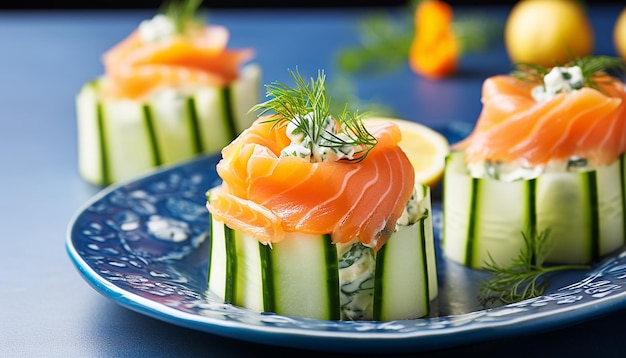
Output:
[532, 66, 584, 103]
[139, 14, 176, 43]
[281, 112, 364, 163]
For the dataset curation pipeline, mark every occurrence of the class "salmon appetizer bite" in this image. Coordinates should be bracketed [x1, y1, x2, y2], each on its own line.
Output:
[76, 0, 260, 186]
[205, 69, 438, 321]
[442, 56, 626, 269]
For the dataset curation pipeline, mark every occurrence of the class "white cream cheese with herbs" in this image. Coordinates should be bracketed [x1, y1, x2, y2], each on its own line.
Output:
[336, 188, 427, 320]
[138, 14, 176, 42]
[337, 242, 376, 320]
[395, 186, 425, 227]
[531, 66, 584, 103]
[281, 112, 362, 162]
[467, 156, 593, 182]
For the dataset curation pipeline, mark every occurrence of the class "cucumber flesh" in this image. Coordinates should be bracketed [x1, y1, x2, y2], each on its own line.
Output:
[374, 207, 433, 320]
[100, 98, 158, 184]
[535, 171, 594, 263]
[146, 91, 203, 164]
[230, 64, 262, 134]
[76, 80, 107, 185]
[442, 151, 626, 268]
[265, 232, 340, 320]
[76, 63, 262, 186]
[374, 185, 438, 320]
[443, 153, 531, 268]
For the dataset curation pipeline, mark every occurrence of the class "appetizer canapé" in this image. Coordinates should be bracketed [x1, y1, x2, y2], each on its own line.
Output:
[206, 70, 438, 321]
[76, 0, 259, 185]
[442, 57, 626, 269]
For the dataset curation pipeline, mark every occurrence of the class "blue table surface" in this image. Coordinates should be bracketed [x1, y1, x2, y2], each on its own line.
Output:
[2, 4, 626, 357]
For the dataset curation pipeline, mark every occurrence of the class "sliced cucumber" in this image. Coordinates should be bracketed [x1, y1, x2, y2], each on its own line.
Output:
[206, 184, 437, 321]
[76, 63, 261, 186]
[442, 151, 626, 269]
[208, 215, 341, 320]
[263, 232, 340, 319]
[374, 184, 435, 320]
[76, 80, 107, 185]
[442, 152, 531, 268]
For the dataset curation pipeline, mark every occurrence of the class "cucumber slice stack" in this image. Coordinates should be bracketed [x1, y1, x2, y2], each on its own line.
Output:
[442, 151, 626, 269]
[206, 184, 438, 321]
[76, 63, 261, 186]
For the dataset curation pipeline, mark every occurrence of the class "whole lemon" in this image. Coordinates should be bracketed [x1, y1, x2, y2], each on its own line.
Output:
[615, 7, 626, 61]
[505, 0, 594, 66]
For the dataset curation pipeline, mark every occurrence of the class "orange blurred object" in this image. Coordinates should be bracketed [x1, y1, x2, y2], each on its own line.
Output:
[408, 0, 459, 79]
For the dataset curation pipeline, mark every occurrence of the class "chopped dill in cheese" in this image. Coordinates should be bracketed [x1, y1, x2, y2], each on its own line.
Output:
[281, 112, 366, 162]
[251, 68, 378, 164]
[139, 14, 176, 42]
[531, 66, 584, 103]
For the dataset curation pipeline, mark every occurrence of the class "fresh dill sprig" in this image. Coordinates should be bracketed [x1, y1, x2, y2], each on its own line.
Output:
[511, 55, 626, 90]
[570, 55, 626, 89]
[336, 11, 414, 75]
[250, 68, 378, 163]
[510, 63, 549, 84]
[478, 228, 590, 305]
[162, 0, 204, 34]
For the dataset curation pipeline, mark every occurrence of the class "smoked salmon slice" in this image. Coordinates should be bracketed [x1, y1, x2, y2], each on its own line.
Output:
[454, 73, 626, 167]
[102, 24, 254, 99]
[207, 117, 415, 251]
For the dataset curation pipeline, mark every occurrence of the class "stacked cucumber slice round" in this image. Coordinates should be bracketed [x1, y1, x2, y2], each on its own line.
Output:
[76, 63, 261, 186]
[442, 151, 626, 269]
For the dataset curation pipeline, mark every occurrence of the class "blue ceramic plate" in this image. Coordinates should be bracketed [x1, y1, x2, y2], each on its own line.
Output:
[66, 153, 626, 354]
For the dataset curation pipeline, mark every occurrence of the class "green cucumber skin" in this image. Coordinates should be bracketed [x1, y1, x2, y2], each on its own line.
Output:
[442, 151, 626, 269]
[141, 104, 161, 167]
[220, 86, 238, 141]
[465, 177, 480, 268]
[258, 243, 274, 313]
[76, 64, 261, 186]
[95, 101, 109, 186]
[224, 226, 237, 304]
[206, 184, 437, 321]
[185, 97, 203, 154]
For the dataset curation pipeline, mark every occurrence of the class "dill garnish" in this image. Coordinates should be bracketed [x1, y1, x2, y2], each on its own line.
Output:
[250, 68, 378, 163]
[511, 55, 626, 90]
[162, 0, 204, 35]
[478, 228, 590, 305]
